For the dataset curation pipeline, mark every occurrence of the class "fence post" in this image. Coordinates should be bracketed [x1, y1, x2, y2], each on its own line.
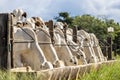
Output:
[63, 23, 67, 41]
[113, 43, 117, 57]
[48, 20, 54, 44]
[10, 14, 14, 68]
[107, 37, 112, 60]
[105, 46, 108, 57]
[72, 25, 77, 43]
[7, 14, 13, 69]
[102, 46, 108, 57]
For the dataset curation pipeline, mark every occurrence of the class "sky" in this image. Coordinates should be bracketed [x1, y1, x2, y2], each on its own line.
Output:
[0, 0, 120, 22]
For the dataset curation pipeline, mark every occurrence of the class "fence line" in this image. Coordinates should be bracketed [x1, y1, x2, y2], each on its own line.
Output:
[12, 39, 104, 48]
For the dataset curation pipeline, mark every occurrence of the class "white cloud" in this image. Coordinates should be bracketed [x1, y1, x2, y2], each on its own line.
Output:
[81, 0, 120, 22]
[0, 0, 120, 22]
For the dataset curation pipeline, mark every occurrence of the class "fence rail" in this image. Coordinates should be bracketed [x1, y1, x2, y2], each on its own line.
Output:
[10, 60, 118, 80]
[12, 39, 103, 47]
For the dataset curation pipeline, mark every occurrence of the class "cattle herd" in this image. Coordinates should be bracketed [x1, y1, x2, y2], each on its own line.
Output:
[11, 9, 107, 71]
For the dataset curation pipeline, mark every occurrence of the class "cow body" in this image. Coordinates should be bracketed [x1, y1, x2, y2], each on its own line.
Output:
[13, 27, 53, 70]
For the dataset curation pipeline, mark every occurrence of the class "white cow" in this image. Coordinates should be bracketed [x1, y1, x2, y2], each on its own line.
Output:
[66, 28, 87, 65]
[11, 9, 27, 25]
[54, 22, 87, 65]
[54, 23, 78, 66]
[24, 17, 65, 67]
[89, 33, 107, 61]
[13, 26, 53, 70]
[77, 30, 98, 63]
[36, 27, 65, 67]
[24, 18, 36, 29]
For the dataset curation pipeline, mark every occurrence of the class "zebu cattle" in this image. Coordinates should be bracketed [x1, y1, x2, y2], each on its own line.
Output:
[66, 28, 87, 65]
[13, 25, 53, 70]
[11, 9, 27, 25]
[24, 17, 65, 67]
[11, 10, 53, 70]
[24, 18, 36, 29]
[53, 22, 87, 65]
[36, 28, 65, 67]
[77, 30, 98, 63]
[32, 17, 46, 28]
[89, 33, 107, 61]
[54, 22, 78, 66]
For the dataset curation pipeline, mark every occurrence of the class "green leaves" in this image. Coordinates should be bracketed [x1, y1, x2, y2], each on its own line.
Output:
[54, 12, 120, 55]
[54, 12, 73, 26]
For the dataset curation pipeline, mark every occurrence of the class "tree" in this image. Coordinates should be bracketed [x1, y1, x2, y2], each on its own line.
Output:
[54, 12, 73, 26]
[72, 14, 108, 40]
[54, 12, 120, 54]
[73, 14, 120, 54]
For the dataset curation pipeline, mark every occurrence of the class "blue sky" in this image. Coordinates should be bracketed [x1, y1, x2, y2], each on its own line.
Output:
[0, 0, 120, 22]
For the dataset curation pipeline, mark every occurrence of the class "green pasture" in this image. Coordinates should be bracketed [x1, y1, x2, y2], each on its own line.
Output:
[0, 60, 120, 80]
[79, 61, 120, 80]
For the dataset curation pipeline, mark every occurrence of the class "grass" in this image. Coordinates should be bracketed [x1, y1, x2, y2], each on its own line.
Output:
[79, 61, 120, 80]
[0, 70, 36, 80]
[115, 55, 120, 60]
[0, 60, 120, 80]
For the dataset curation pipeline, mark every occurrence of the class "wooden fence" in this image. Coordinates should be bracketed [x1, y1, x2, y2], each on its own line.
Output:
[0, 13, 114, 70]
[10, 60, 117, 80]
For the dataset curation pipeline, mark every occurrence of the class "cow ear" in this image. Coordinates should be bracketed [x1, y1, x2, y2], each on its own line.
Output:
[10, 13, 15, 17]
[84, 38, 88, 41]
[23, 22, 27, 26]
[45, 22, 49, 27]
[22, 12, 27, 18]
[32, 17, 36, 20]
[35, 21, 41, 26]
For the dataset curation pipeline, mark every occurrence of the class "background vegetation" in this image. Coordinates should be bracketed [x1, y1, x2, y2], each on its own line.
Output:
[54, 12, 120, 55]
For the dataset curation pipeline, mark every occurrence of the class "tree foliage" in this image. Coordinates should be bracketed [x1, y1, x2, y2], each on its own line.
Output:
[54, 12, 73, 26]
[73, 15, 108, 40]
[54, 12, 120, 54]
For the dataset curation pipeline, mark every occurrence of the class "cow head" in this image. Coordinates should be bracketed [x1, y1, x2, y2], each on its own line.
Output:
[41, 61, 53, 69]
[70, 56, 78, 65]
[53, 60, 65, 68]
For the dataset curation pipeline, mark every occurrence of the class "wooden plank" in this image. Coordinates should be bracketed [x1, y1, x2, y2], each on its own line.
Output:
[72, 25, 78, 43]
[10, 15, 14, 68]
[63, 23, 67, 41]
[48, 20, 54, 44]
[7, 13, 12, 69]
[107, 37, 112, 60]
[0, 13, 9, 69]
